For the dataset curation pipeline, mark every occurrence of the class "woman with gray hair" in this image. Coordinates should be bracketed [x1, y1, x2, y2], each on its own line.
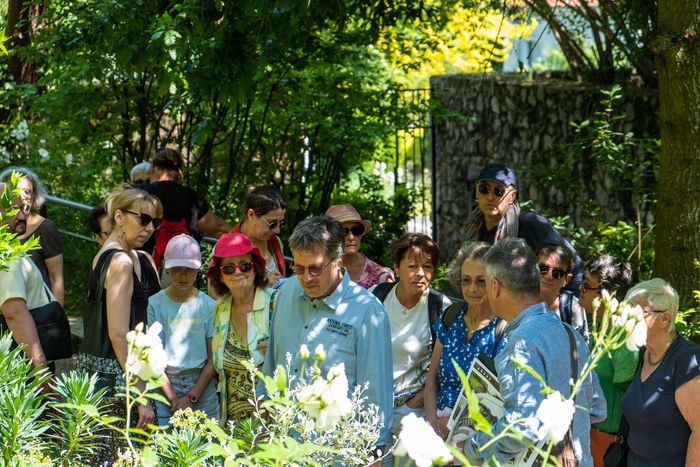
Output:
[620, 278, 700, 466]
[0, 167, 64, 305]
[423, 241, 506, 439]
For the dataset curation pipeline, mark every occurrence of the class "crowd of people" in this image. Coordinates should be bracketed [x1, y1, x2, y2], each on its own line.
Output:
[0, 158, 698, 466]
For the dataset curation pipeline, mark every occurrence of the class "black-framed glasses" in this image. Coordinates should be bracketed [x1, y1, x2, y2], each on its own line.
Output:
[580, 282, 603, 293]
[477, 183, 509, 197]
[460, 277, 486, 288]
[262, 217, 284, 230]
[538, 264, 568, 279]
[291, 260, 333, 277]
[642, 307, 666, 316]
[124, 210, 161, 229]
[132, 178, 148, 185]
[220, 262, 254, 275]
[344, 225, 365, 237]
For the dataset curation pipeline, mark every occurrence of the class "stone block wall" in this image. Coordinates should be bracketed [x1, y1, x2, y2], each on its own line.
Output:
[430, 73, 659, 259]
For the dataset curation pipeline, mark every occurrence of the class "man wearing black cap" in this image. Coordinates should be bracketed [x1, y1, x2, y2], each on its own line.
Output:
[465, 163, 584, 298]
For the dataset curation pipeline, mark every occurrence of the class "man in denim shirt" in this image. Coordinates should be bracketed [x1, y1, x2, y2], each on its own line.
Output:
[465, 238, 606, 466]
[261, 215, 393, 457]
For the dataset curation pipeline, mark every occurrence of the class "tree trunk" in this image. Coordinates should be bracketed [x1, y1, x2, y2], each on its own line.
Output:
[653, 0, 700, 304]
[5, 0, 45, 84]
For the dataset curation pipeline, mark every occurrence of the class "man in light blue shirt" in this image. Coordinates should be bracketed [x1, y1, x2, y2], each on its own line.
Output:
[465, 238, 606, 466]
[261, 215, 393, 454]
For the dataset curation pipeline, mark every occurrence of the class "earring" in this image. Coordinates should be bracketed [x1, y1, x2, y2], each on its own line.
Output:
[118, 229, 125, 240]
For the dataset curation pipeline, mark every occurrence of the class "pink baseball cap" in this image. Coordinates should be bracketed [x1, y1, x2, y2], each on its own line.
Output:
[164, 234, 202, 269]
[206, 233, 266, 277]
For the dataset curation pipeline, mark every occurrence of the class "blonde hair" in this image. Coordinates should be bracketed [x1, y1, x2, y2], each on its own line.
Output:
[105, 187, 162, 228]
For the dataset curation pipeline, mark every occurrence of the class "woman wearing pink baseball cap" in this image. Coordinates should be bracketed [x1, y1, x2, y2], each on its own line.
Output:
[207, 232, 273, 426]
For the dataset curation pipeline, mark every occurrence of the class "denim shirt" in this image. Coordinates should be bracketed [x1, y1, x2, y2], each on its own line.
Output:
[260, 272, 393, 446]
[465, 302, 606, 466]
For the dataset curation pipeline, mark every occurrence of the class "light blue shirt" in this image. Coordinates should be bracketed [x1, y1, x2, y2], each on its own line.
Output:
[261, 271, 393, 446]
[465, 302, 606, 466]
[147, 290, 215, 375]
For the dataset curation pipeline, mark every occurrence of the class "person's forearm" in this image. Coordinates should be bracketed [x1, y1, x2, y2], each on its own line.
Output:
[190, 360, 216, 398]
[2, 302, 48, 367]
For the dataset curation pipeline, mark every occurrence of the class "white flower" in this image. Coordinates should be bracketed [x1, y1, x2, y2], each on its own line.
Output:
[611, 303, 647, 351]
[65, 153, 74, 165]
[314, 343, 326, 362]
[125, 321, 167, 381]
[394, 412, 453, 467]
[296, 362, 352, 432]
[299, 344, 310, 360]
[536, 392, 575, 444]
[38, 148, 49, 160]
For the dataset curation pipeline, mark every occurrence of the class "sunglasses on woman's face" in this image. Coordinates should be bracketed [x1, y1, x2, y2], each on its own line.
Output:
[344, 225, 365, 237]
[125, 210, 161, 229]
[477, 183, 509, 197]
[262, 217, 284, 230]
[538, 264, 567, 279]
[220, 262, 254, 275]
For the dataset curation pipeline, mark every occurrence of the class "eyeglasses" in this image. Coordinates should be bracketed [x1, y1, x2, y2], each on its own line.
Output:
[580, 283, 603, 293]
[344, 225, 365, 237]
[291, 260, 333, 277]
[124, 210, 161, 229]
[220, 262, 254, 275]
[460, 277, 486, 288]
[262, 217, 284, 230]
[642, 307, 666, 316]
[132, 179, 148, 185]
[477, 183, 510, 197]
[538, 264, 568, 279]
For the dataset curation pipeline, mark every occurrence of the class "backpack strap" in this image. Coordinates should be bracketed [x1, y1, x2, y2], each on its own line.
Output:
[559, 290, 574, 325]
[427, 289, 446, 348]
[493, 317, 507, 352]
[441, 302, 464, 330]
[371, 281, 396, 303]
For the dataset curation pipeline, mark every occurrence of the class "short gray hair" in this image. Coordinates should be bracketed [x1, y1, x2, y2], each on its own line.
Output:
[625, 278, 679, 329]
[289, 215, 344, 260]
[447, 241, 491, 286]
[483, 237, 540, 297]
[0, 166, 48, 209]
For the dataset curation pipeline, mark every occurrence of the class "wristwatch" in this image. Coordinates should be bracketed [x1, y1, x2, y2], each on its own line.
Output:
[187, 391, 199, 403]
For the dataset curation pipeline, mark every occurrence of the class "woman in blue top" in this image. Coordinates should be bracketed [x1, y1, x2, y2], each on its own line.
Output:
[424, 241, 506, 439]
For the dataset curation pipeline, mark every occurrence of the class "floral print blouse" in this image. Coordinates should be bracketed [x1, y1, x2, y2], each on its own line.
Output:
[434, 303, 507, 410]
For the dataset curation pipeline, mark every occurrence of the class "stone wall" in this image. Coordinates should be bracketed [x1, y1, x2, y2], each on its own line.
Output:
[430, 73, 659, 258]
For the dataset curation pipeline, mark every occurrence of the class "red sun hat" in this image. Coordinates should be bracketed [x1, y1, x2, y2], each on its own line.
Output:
[206, 232, 266, 277]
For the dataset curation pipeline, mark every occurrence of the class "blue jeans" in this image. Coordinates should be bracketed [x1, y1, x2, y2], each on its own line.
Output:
[155, 370, 219, 426]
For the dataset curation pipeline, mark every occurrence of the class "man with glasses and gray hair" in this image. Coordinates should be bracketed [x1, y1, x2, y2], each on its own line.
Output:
[464, 238, 606, 466]
[260, 215, 393, 461]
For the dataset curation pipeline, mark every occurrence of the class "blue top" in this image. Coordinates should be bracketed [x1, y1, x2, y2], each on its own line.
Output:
[434, 304, 506, 409]
[147, 290, 215, 375]
[465, 302, 606, 467]
[260, 272, 393, 446]
[621, 336, 700, 467]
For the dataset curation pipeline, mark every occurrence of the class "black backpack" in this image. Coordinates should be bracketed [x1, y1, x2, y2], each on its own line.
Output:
[372, 282, 444, 348]
[440, 301, 507, 353]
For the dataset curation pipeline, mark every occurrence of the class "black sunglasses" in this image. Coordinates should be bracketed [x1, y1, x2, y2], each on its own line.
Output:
[291, 260, 332, 277]
[538, 264, 567, 279]
[477, 183, 509, 197]
[344, 225, 365, 237]
[125, 210, 161, 229]
[262, 217, 283, 230]
[220, 262, 254, 275]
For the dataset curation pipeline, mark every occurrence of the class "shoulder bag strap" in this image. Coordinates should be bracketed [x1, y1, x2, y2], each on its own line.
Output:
[371, 281, 395, 303]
